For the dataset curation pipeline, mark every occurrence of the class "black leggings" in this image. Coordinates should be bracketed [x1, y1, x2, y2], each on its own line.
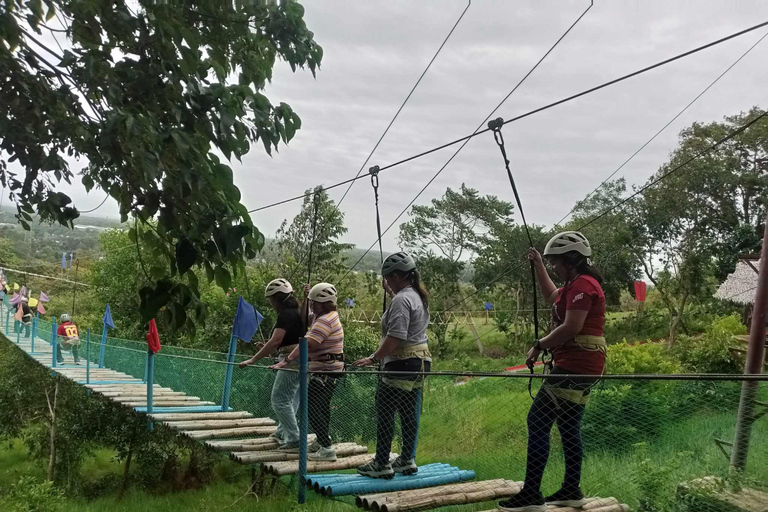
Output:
[523, 369, 596, 493]
[374, 382, 422, 465]
[308, 375, 339, 448]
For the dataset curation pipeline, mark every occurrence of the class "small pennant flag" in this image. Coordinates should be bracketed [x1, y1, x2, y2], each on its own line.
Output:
[14, 306, 23, 322]
[484, 302, 494, 311]
[9, 293, 21, 305]
[12, 283, 19, 291]
[28, 297, 38, 308]
[232, 297, 263, 343]
[634, 281, 647, 302]
[146, 319, 161, 354]
[62, 252, 67, 269]
[345, 297, 355, 307]
[37, 302, 46, 315]
[19, 286, 27, 298]
[103, 304, 115, 329]
[39, 291, 50, 303]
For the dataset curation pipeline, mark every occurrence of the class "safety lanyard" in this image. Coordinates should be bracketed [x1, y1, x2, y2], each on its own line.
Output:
[487, 118, 544, 398]
[369, 165, 387, 314]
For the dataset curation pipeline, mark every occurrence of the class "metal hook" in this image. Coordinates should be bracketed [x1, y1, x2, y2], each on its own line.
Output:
[369, 165, 380, 190]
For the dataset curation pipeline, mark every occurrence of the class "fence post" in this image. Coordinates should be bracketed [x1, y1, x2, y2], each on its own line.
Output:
[51, 317, 58, 368]
[5, 308, 9, 333]
[298, 337, 308, 505]
[16, 318, 21, 344]
[86, 328, 91, 386]
[98, 327, 107, 368]
[730, 211, 768, 470]
[30, 315, 36, 353]
[220, 333, 237, 412]
[147, 348, 154, 431]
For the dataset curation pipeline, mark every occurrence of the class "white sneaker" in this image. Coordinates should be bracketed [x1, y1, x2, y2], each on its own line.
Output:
[308, 446, 336, 462]
[307, 440, 321, 453]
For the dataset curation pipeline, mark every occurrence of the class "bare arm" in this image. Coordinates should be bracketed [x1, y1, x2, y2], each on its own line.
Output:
[240, 329, 286, 367]
[539, 309, 588, 350]
[528, 248, 558, 304]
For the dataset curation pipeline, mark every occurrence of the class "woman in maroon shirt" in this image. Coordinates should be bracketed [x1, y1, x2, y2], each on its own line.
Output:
[499, 231, 606, 512]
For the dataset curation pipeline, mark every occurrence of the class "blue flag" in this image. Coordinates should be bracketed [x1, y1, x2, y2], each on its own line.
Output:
[484, 302, 494, 311]
[232, 297, 263, 343]
[103, 304, 115, 329]
[61, 252, 67, 269]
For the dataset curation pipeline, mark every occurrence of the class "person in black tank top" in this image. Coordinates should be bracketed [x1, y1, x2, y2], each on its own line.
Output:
[239, 278, 307, 450]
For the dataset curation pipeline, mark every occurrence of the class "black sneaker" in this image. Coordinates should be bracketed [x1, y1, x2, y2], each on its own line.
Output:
[545, 487, 586, 508]
[498, 490, 546, 512]
[357, 460, 395, 479]
[391, 456, 418, 476]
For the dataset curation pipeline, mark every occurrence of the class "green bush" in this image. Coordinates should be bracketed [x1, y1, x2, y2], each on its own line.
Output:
[671, 316, 743, 374]
[0, 476, 64, 512]
[342, 323, 380, 362]
[606, 341, 682, 375]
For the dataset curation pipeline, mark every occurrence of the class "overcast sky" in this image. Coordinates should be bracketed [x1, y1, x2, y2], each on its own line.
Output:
[9, 0, 768, 253]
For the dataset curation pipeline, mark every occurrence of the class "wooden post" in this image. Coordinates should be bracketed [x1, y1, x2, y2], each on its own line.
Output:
[298, 337, 308, 504]
[730, 209, 768, 470]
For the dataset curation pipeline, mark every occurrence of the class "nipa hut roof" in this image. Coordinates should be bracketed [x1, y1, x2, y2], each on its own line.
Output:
[714, 258, 759, 305]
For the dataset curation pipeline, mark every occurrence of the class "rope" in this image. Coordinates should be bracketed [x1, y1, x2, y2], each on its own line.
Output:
[369, 166, 387, 314]
[77, 192, 110, 214]
[336, 0, 472, 207]
[554, 28, 768, 227]
[248, 18, 767, 215]
[340, 1, 594, 283]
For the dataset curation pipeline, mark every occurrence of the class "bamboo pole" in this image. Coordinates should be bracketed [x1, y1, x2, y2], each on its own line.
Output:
[184, 425, 277, 441]
[362, 479, 515, 509]
[266, 453, 392, 476]
[583, 497, 619, 510]
[232, 443, 367, 464]
[163, 418, 276, 431]
[205, 434, 317, 452]
[100, 391, 186, 397]
[379, 481, 521, 512]
[150, 412, 253, 421]
[123, 401, 216, 408]
[114, 396, 202, 403]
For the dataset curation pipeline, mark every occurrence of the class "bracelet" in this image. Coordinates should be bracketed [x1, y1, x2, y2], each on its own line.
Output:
[369, 353, 378, 362]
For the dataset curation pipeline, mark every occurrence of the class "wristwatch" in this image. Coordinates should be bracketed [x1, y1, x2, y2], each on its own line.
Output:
[369, 353, 379, 363]
[533, 339, 541, 350]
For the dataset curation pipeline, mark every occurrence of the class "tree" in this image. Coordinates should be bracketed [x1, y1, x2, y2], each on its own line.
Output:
[0, 1, 323, 327]
[564, 178, 643, 305]
[272, 186, 353, 283]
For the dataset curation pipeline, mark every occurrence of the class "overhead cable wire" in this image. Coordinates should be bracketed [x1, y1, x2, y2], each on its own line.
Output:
[554, 28, 768, 227]
[77, 193, 110, 214]
[338, 0, 594, 282]
[335, 0, 472, 207]
[441, 111, 768, 313]
[248, 18, 768, 215]
[576, 110, 768, 231]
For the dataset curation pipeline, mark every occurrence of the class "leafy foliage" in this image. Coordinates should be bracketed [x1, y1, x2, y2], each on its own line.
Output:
[0, 0, 322, 326]
[0, 476, 64, 512]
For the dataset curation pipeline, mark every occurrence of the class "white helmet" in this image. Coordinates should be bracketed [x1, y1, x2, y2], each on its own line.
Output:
[543, 231, 592, 257]
[265, 278, 293, 297]
[308, 283, 338, 305]
[60, 313, 71, 322]
[381, 251, 417, 277]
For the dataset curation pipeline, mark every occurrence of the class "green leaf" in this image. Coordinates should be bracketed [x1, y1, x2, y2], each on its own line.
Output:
[175, 238, 198, 274]
[204, 261, 214, 283]
[213, 265, 231, 290]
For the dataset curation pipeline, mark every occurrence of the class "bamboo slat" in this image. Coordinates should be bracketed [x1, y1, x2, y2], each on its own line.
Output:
[100, 391, 186, 397]
[380, 481, 521, 512]
[204, 434, 317, 452]
[477, 496, 624, 512]
[114, 396, 202, 403]
[163, 418, 276, 431]
[583, 498, 620, 510]
[123, 401, 216, 407]
[150, 412, 253, 421]
[183, 426, 278, 441]
[361, 479, 515, 509]
[231, 443, 368, 464]
[265, 453, 388, 476]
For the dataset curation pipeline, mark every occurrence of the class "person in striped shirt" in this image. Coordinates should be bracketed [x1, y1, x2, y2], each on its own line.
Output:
[271, 282, 344, 461]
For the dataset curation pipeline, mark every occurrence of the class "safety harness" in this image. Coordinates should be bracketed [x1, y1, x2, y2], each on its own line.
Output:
[381, 342, 432, 392]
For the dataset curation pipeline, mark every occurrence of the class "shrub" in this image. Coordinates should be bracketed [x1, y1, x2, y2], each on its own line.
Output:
[606, 341, 682, 375]
[671, 317, 743, 374]
[0, 476, 64, 512]
[342, 323, 380, 362]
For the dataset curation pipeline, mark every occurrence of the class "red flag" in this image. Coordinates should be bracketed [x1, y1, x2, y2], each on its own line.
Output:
[146, 319, 161, 354]
[37, 302, 46, 315]
[14, 306, 23, 322]
[634, 280, 647, 302]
